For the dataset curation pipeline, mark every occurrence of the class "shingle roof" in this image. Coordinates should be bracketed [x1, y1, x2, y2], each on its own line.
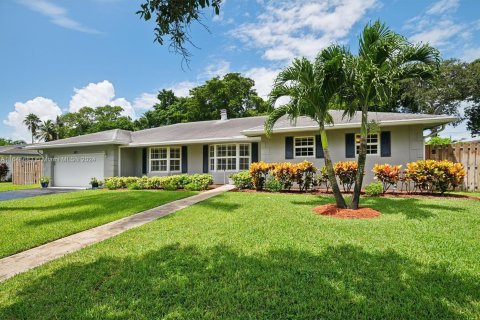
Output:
[0, 145, 40, 155]
[27, 111, 456, 149]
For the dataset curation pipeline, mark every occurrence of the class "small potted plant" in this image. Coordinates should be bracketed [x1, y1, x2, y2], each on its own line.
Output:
[40, 177, 50, 188]
[90, 177, 99, 189]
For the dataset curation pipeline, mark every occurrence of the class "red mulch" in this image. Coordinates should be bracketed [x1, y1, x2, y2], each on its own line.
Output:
[313, 204, 381, 219]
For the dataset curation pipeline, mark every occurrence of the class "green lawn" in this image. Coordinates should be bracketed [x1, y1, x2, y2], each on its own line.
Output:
[447, 191, 480, 198]
[0, 192, 479, 319]
[0, 190, 196, 258]
[0, 182, 39, 192]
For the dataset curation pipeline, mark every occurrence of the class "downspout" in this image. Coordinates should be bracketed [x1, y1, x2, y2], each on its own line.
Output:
[423, 124, 446, 139]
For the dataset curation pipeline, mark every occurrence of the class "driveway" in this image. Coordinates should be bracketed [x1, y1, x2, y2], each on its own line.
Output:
[0, 188, 80, 201]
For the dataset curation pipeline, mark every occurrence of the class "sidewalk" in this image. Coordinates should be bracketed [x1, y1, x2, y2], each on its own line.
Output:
[0, 185, 234, 282]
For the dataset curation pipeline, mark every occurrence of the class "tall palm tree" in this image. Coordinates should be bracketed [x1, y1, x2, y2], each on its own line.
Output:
[23, 113, 41, 143]
[37, 120, 57, 142]
[343, 20, 440, 209]
[265, 46, 348, 208]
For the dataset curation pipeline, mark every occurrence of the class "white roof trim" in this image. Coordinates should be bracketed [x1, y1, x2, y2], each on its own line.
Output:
[127, 136, 262, 147]
[241, 117, 457, 136]
[25, 140, 127, 149]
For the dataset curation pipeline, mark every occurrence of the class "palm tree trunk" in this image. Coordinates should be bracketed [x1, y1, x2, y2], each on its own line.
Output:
[320, 126, 347, 208]
[351, 107, 368, 209]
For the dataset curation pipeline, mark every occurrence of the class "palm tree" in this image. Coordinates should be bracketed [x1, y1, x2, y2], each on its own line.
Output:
[23, 113, 41, 143]
[265, 46, 348, 208]
[343, 20, 440, 209]
[37, 120, 57, 142]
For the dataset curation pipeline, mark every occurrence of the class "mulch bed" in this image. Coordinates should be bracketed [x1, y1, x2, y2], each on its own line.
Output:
[313, 204, 381, 219]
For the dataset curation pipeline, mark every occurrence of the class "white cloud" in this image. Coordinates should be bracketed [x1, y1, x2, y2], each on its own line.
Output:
[165, 81, 196, 97]
[234, 0, 378, 61]
[245, 67, 280, 99]
[69, 80, 135, 118]
[200, 60, 231, 79]
[426, 0, 459, 15]
[132, 92, 159, 110]
[462, 47, 480, 62]
[409, 19, 463, 47]
[18, 0, 99, 34]
[3, 97, 62, 141]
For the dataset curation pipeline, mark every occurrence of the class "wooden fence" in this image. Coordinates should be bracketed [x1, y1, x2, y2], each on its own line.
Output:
[425, 142, 479, 191]
[12, 160, 42, 185]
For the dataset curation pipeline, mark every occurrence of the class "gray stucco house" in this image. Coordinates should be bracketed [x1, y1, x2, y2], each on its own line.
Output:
[27, 110, 455, 187]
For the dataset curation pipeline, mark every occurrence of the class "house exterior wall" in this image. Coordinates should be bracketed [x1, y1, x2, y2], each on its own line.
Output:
[39, 124, 425, 186]
[42, 145, 119, 186]
[261, 124, 424, 184]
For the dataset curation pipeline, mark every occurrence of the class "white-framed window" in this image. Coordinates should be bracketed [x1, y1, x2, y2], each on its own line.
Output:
[150, 146, 181, 172]
[209, 143, 251, 171]
[355, 134, 379, 155]
[294, 136, 315, 157]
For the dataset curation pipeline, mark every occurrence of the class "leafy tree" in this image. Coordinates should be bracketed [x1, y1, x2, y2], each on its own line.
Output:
[465, 105, 480, 137]
[343, 20, 440, 209]
[37, 120, 57, 142]
[137, 0, 221, 64]
[59, 106, 134, 137]
[140, 73, 270, 128]
[265, 47, 349, 209]
[23, 113, 41, 143]
[0, 138, 26, 146]
[426, 136, 453, 146]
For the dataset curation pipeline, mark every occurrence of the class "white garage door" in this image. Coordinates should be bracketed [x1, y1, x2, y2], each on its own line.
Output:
[53, 153, 105, 187]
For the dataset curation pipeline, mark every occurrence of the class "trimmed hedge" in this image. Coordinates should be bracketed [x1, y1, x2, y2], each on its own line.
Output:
[103, 174, 213, 191]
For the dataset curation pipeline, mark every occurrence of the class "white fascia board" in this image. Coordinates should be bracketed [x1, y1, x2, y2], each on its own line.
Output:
[25, 140, 127, 149]
[127, 136, 262, 147]
[241, 117, 458, 136]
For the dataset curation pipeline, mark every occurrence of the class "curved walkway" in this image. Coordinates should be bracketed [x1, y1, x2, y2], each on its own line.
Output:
[0, 185, 234, 282]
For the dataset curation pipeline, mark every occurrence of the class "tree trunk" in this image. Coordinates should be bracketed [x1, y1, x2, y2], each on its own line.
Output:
[350, 107, 368, 209]
[320, 127, 347, 209]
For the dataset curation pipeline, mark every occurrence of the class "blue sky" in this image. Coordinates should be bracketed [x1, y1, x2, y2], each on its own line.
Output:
[1, 0, 479, 141]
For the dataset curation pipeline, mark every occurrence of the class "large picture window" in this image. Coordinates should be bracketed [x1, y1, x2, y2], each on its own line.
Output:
[150, 147, 181, 172]
[355, 134, 379, 155]
[294, 136, 315, 157]
[209, 143, 251, 171]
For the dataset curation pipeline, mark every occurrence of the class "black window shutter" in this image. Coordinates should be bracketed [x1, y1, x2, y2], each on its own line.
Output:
[345, 133, 355, 158]
[315, 135, 324, 158]
[251, 142, 259, 163]
[142, 148, 147, 174]
[285, 136, 294, 159]
[202, 145, 209, 173]
[381, 131, 391, 157]
[181, 146, 188, 173]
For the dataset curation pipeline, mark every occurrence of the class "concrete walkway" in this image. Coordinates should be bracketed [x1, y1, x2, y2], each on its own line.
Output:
[0, 185, 234, 282]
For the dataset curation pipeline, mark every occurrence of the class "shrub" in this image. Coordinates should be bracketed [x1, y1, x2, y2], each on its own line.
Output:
[184, 182, 202, 191]
[372, 164, 402, 193]
[147, 176, 162, 189]
[128, 182, 142, 190]
[190, 174, 213, 190]
[426, 136, 452, 146]
[270, 162, 295, 190]
[404, 160, 466, 194]
[334, 161, 358, 192]
[163, 181, 178, 191]
[0, 163, 9, 182]
[105, 180, 117, 190]
[249, 161, 272, 191]
[293, 160, 316, 191]
[230, 171, 253, 189]
[317, 166, 330, 192]
[265, 177, 284, 192]
[365, 182, 383, 196]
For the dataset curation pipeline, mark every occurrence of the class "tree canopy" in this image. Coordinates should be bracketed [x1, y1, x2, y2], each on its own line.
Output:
[0, 138, 26, 146]
[137, 0, 222, 64]
[139, 73, 270, 128]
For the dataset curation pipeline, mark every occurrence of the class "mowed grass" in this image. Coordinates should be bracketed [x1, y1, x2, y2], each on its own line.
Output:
[0, 190, 196, 258]
[0, 182, 39, 192]
[0, 192, 479, 319]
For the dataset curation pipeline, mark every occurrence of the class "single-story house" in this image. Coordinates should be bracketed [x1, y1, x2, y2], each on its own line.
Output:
[0, 145, 42, 181]
[27, 110, 456, 187]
